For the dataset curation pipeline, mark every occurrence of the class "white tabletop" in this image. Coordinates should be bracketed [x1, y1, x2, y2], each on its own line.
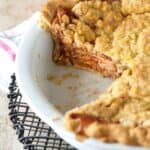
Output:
[0, 0, 46, 149]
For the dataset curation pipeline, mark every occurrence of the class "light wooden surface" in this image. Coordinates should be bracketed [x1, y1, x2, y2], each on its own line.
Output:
[0, 89, 22, 150]
[0, 0, 46, 31]
[0, 0, 46, 149]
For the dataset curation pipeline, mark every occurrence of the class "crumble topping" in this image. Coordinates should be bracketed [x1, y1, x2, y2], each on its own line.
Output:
[122, 0, 150, 15]
[111, 13, 150, 67]
[40, 0, 150, 147]
[55, 0, 124, 53]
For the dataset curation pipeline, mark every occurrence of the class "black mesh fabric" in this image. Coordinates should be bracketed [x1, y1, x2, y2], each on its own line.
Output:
[7, 74, 76, 150]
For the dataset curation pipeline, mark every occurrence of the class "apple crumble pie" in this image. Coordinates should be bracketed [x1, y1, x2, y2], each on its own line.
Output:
[40, 0, 150, 147]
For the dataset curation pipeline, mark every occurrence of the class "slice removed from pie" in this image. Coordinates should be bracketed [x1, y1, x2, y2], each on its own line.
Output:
[64, 61, 150, 147]
[40, 0, 125, 78]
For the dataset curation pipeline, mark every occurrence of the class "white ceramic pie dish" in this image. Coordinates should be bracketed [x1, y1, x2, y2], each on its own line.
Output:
[16, 13, 147, 150]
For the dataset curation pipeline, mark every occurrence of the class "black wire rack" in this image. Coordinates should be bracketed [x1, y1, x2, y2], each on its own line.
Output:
[7, 74, 76, 150]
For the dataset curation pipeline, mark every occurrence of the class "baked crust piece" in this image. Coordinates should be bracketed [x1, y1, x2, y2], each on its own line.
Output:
[40, 0, 124, 78]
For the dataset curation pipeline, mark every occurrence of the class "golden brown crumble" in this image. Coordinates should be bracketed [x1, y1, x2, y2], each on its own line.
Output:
[40, 0, 150, 147]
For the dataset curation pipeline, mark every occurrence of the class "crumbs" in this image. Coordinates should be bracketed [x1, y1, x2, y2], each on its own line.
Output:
[47, 75, 62, 85]
[54, 104, 62, 111]
[54, 104, 64, 112]
[67, 82, 83, 91]
[67, 85, 78, 91]
[34, 74, 40, 85]
[93, 89, 100, 95]
[76, 134, 87, 142]
[62, 73, 79, 80]
[51, 116, 61, 121]
[87, 88, 100, 97]
[37, 53, 40, 59]
[47, 73, 79, 85]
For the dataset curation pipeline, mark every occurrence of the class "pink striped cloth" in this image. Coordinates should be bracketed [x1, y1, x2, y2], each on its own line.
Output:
[0, 14, 37, 91]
